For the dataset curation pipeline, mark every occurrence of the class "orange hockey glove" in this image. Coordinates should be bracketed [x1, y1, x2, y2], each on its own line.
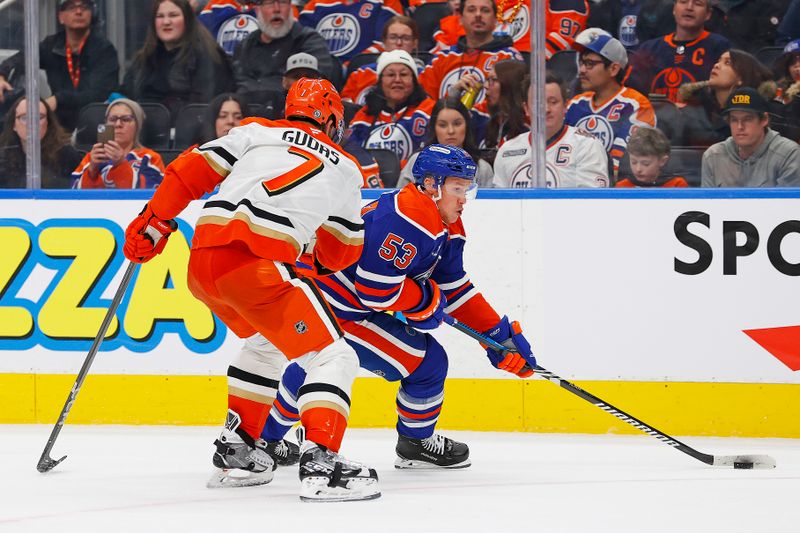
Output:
[123, 203, 178, 263]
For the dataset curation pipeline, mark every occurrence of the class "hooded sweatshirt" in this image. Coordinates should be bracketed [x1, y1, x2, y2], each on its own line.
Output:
[701, 128, 800, 187]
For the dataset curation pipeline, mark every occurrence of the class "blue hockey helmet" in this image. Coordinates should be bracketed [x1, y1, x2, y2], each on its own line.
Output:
[412, 144, 477, 188]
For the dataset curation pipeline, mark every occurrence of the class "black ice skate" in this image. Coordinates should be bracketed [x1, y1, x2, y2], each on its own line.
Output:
[298, 442, 381, 502]
[264, 438, 300, 466]
[395, 433, 471, 469]
[207, 410, 275, 488]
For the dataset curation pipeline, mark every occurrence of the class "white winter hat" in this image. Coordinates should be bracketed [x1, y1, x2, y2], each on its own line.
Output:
[376, 50, 418, 80]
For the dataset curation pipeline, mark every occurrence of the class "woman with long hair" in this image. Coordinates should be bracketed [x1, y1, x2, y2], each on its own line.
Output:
[775, 40, 800, 141]
[678, 49, 777, 147]
[122, 0, 233, 118]
[348, 50, 435, 165]
[0, 97, 81, 189]
[199, 92, 250, 143]
[72, 98, 165, 189]
[396, 97, 493, 188]
[482, 60, 529, 150]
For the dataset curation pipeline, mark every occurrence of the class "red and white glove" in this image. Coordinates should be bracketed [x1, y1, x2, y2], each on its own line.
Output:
[123, 203, 178, 263]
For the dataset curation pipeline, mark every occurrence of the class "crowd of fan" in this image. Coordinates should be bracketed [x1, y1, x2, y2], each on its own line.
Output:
[0, 0, 799, 189]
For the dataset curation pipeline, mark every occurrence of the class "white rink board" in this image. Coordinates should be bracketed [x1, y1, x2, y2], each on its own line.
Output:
[0, 195, 798, 384]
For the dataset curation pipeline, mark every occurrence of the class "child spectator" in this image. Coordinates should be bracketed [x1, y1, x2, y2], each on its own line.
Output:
[72, 98, 165, 189]
[616, 127, 688, 187]
[0, 97, 82, 189]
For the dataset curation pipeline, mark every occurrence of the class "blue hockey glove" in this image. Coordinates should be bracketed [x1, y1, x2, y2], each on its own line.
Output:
[483, 316, 535, 378]
[404, 279, 446, 330]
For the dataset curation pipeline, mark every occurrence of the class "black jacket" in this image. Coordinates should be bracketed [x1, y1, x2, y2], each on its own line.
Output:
[0, 30, 120, 131]
[0, 141, 82, 189]
[233, 23, 335, 95]
[122, 41, 234, 119]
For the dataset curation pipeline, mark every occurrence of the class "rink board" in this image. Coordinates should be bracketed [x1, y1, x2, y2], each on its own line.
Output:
[0, 189, 799, 436]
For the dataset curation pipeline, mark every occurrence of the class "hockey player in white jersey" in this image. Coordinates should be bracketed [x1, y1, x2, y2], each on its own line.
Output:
[494, 73, 609, 188]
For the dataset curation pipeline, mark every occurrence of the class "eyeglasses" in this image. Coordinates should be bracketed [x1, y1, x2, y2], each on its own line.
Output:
[16, 114, 47, 122]
[61, 2, 92, 11]
[107, 114, 136, 124]
[579, 58, 606, 69]
[386, 34, 415, 44]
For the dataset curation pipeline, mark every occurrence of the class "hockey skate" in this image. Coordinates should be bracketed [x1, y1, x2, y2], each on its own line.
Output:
[298, 441, 381, 502]
[207, 410, 275, 488]
[395, 433, 471, 469]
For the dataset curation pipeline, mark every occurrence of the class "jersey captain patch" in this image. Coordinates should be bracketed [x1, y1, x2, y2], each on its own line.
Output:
[316, 13, 361, 57]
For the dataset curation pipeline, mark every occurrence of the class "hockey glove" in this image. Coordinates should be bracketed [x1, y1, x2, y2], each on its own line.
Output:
[123, 203, 178, 263]
[403, 279, 446, 330]
[483, 316, 535, 378]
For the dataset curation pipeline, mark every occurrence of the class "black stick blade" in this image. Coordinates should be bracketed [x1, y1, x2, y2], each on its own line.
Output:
[37, 454, 67, 473]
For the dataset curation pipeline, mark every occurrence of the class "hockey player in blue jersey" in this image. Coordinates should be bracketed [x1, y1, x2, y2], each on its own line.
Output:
[258, 144, 536, 469]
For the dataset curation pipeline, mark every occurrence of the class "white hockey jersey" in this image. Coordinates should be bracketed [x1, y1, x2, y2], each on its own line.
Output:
[150, 118, 366, 270]
[492, 126, 609, 188]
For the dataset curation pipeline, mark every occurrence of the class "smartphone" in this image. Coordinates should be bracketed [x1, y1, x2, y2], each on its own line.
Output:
[97, 124, 115, 144]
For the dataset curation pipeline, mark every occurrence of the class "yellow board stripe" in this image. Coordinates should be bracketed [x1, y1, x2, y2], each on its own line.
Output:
[2, 374, 799, 438]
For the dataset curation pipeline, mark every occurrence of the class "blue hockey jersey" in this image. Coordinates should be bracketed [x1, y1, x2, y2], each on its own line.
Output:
[314, 184, 500, 332]
[199, 0, 260, 56]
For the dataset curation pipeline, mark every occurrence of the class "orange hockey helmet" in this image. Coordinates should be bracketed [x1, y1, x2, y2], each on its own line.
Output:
[285, 78, 345, 144]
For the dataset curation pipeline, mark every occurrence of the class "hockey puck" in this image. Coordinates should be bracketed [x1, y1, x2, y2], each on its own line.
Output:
[733, 462, 754, 469]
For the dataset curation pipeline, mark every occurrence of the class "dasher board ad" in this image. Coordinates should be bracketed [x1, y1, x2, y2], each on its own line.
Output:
[0, 192, 798, 385]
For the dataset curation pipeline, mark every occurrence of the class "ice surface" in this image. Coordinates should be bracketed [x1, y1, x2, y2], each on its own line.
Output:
[2, 426, 797, 532]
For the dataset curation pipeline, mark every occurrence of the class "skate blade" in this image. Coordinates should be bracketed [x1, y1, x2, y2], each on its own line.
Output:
[394, 456, 472, 469]
[206, 468, 274, 489]
[299, 476, 381, 502]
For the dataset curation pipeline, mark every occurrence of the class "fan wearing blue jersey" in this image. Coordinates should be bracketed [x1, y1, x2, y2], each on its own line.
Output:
[259, 144, 536, 469]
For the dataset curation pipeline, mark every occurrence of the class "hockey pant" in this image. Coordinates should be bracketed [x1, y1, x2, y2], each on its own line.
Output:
[187, 242, 358, 451]
[262, 311, 449, 442]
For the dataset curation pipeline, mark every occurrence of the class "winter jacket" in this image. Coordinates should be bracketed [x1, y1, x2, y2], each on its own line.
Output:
[0, 30, 119, 131]
[122, 41, 234, 119]
[706, 0, 792, 54]
[232, 23, 335, 95]
[701, 128, 800, 187]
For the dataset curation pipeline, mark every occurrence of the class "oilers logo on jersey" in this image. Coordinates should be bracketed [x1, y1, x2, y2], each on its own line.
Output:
[217, 14, 259, 55]
[439, 66, 485, 100]
[365, 124, 412, 161]
[650, 67, 698, 102]
[316, 13, 361, 57]
[618, 15, 638, 48]
[574, 115, 614, 152]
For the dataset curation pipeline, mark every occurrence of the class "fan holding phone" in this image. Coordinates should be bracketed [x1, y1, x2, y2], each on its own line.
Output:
[72, 98, 165, 189]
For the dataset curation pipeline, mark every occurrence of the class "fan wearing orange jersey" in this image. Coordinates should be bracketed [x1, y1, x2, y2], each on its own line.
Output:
[122, 78, 380, 502]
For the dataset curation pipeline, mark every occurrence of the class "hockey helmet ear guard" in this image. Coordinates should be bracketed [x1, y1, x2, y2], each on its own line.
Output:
[285, 78, 346, 144]
[412, 144, 478, 191]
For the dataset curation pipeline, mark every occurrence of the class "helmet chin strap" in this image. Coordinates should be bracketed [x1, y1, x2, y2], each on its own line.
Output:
[432, 184, 442, 202]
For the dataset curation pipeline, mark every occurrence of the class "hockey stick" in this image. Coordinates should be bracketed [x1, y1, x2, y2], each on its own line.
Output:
[36, 261, 137, 473]
[443, 315, 776, 470]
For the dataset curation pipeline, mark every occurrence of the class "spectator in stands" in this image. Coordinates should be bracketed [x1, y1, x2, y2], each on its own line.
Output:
[198, 0, 261, 56]
[777, 0, 800, 45]
[122, 0, 234, 120]
[419, 0, 522, 101]
[341, 16, 421, 105]
[565, 28, 656, 178]
[701, 87, 800, 187]
[298, 0, 404, 62]
[0, 0, 119, 132]
[72, 98, 165, 189]
[628, 0, 730, 103]
[494, 72, 609, 188]
[0, 97, 82, 189]
[282, 53, 321, 91]
[348, 50, 435, 164]
[776, 40, 800, 141]
[481, 60, 529, 150]
[678, 49, 776, 147]
[584, 0, 645, 50]
[397, 96, 493, 188]
[198, 92, 250, 144]
[705, 0, 791, 55]
[616, 127, 688, 187]
[232, 0, 334, 99]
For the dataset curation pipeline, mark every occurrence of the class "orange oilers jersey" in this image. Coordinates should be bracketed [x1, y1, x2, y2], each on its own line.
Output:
[72, 147, 164, 189]
[628, 31, 731, 103]
[494, 0, 589, 56]
[431, 15, 464, 53]
[419, 44, 523, 103]
[341, 63, 378, 104]
[565, 86, 656, 176]
[615, 176, 689, 188]
[149, 118, 366, 271]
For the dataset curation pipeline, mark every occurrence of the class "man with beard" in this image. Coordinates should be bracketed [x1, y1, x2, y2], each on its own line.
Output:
[232, 0, 335, 99]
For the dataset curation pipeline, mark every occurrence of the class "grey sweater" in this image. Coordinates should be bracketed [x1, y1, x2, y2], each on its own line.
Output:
[701, 129, 800, 187]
